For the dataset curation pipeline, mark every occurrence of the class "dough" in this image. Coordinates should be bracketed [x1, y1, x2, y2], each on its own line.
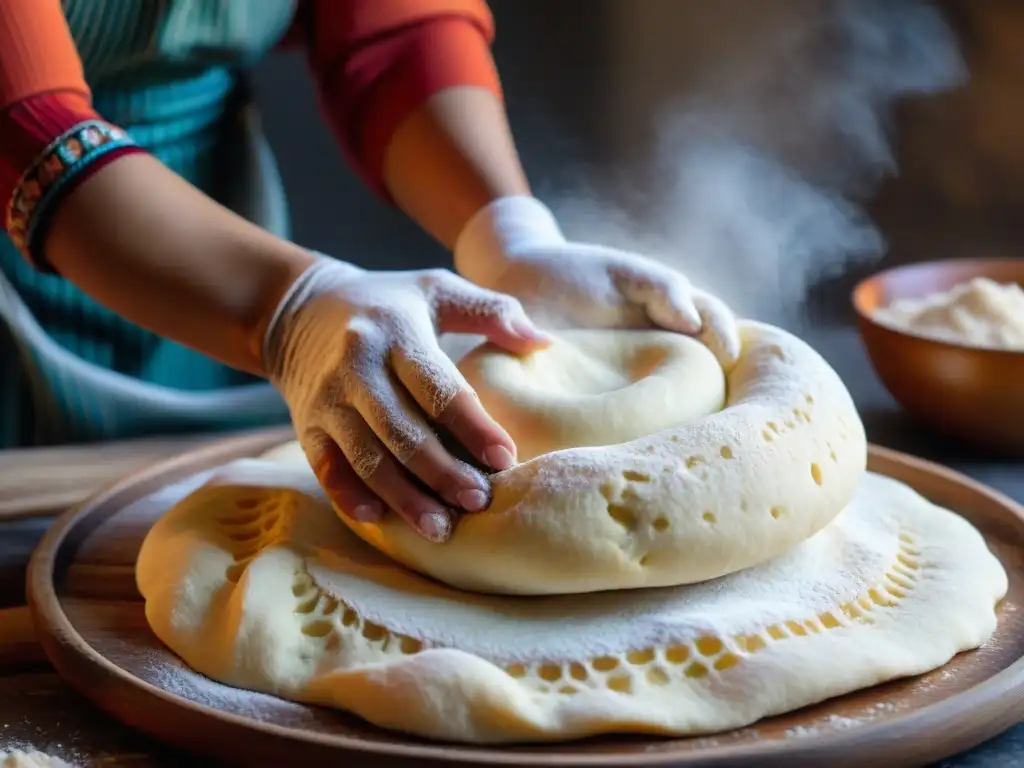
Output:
[136, 461, 1006, 744]
[458, 330, 727, 461]
[269, 321, 867, 595]
[873, 276, 1024, 350]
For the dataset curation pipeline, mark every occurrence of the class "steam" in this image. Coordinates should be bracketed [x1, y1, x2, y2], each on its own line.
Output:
[551, 0, 965, 329]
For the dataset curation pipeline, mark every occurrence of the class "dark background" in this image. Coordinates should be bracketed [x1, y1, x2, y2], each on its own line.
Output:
[249, 0, 1024, 328]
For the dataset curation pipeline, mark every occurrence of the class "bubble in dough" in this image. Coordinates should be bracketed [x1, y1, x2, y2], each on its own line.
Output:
[290, 321, 867, 595]
[136, 461, 1006, 744]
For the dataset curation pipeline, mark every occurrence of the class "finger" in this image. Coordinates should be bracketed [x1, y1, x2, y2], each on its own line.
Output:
[648, 275, 704, 334]
[392, 334, 519, 472]
[615, 264, 703, 333]
[326, 407, 456, 542]
[303, 428, 384, 523]
[693, 289, 742, 369]
[347, 361, 495, 513]
[431, 276, 553, 354]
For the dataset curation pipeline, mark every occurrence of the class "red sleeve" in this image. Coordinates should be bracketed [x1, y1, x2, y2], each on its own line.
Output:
[294, 0, 502, 197]
[0, 0, 143, 268]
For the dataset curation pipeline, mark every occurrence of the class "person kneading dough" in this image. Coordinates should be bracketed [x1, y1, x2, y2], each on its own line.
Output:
[268, 320, 866, 596]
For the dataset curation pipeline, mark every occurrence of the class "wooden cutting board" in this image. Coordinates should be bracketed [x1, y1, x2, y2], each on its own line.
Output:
[23, 433, 1024, 767]
[0, 431, 257, 521]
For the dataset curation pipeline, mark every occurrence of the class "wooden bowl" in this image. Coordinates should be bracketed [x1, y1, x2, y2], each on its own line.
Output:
[852, 258, 1024, 455]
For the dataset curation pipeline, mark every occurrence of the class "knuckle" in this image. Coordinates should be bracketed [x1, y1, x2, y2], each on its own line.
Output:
[341, 321, 374, 354]
[426, 267, 452, 282]
[315, 377, 350, 412]
[351, 449, 385, 481]
[372, 407, 427, 464]
[418, 267, 455, 292]
[492, 290, 524, 314]
[467, 291, 519, 324]
[340, 324, 389, 371]
[363, 305, 397, 329]
[333, 416, 385, 480]
[391, 429, 428, 466]
[402, 351, 461, 406]
[297, 431, 332, 469]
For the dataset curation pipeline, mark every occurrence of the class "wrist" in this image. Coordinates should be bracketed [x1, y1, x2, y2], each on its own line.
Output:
[258, 253, 364, 380]
[452, 195, 564, 287]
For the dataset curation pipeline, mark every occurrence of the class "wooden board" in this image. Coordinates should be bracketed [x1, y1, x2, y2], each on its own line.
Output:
[0, 431, 254, 520]
[24, 430, 1024, 767]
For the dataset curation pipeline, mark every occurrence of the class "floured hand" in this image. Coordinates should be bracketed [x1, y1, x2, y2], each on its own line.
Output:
[263, 255, 551, 542]
[454, 196, 741, 369]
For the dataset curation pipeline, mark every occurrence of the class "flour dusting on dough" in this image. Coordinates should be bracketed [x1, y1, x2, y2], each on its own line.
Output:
[137, 313, 1007, 746]
[338, 320, 867, 596]
[136, 465, 1006, 744]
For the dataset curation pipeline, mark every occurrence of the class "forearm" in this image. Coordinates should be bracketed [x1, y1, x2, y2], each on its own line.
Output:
[382, 85, 530, 250]
[300, 0, 524, 250]
[44, 153, 316, 375]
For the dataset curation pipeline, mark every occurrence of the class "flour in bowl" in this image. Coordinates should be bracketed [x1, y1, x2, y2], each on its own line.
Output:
[874, 277, 1024, 350]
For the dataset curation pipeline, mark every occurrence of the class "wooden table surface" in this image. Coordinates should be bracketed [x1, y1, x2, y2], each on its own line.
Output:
[2, 328, 1023, 768]
[0, 433, 234, 765]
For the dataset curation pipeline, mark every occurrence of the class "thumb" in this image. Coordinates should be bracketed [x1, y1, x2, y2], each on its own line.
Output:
[436, 284, 553, 355]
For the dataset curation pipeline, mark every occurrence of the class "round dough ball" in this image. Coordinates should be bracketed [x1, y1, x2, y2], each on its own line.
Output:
[267, 322, 867, 596]
[459, 330, 726, 461]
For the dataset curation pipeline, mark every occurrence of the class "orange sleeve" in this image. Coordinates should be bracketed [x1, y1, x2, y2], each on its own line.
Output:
[295, 0, 502, 196]
[0, 0, 90, 109]
[0, 0, 143, 269]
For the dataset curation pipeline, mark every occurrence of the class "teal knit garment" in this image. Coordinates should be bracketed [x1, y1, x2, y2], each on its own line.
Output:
[0, 1, 301, 447]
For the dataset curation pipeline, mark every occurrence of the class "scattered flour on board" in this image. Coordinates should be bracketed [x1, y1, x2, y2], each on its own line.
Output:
[643, 729, 761, 752]
[1, 699, 91, 766]
[785, 714, 864, 738]
[784, 725, 822, 738]
[141, 653, 305, 723]
[863, 701, 899, 715]
[0, 748, 75, 768]
[783, 706, 906, 739]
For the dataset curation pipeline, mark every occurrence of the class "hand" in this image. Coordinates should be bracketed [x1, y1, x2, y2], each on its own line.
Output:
[453, 196, 741, 368]
[262, 255, 551, 543]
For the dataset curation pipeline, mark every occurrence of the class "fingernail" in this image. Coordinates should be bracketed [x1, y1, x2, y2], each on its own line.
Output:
[352, 502, 383, 522]
[457, 488, 489, 513]
[418, 511, 452, 543]
[510, 318, 552, 343]
[484, 444, 515, 471]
